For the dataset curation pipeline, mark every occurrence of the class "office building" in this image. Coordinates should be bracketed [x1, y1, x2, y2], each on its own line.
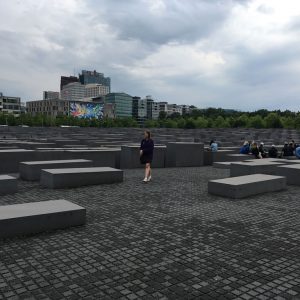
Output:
[60, 76, 79, 91]
[0, 92, 21, 115]
[151, 102, 160, 120]
[79, 70, 111, 92]
[105, 93, 132, 118]
[85, 84, 109, 98]
[26, 99, 70, 117]
[43, 91, 60, 100]
[60, 82, 85, 102]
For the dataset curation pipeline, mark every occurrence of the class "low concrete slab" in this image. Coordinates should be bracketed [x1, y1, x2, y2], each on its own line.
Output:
[120, 145, 165, 169]
[40, 167, 123, 189]
[20, 159, 93, 181]
[166, 142, 204, 167]
[208, 174, 286, 199]
[230, 161, 285, 177]
[0, 175, 18, 195]
[0, 200, 86, 239]
[276, 164, 300, 185]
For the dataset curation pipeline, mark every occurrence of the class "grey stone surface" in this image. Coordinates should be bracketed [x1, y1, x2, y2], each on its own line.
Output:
[40, 167, 124, 189]
[208, 174, 287, 198]
[20, 159, 94, 181]
[0, 175, 17, 195]
[0, 200, 86, 238]
[0, 166, 299, 300]
[276, 164, 300, 185]
[230, 161, 285, 177]
[120, 145, 165, 169]
[166, 142, 204, 167]
[0, 149, 35, 174]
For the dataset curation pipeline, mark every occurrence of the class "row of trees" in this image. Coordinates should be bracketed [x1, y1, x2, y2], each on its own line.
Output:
[0, 108, 300, 129]
[145, 112, 300, 129]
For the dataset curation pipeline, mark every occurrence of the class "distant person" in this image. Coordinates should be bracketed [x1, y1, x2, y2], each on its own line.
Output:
[295, 146, 300, 159]
[240, 141, 250, 154]
[292, 140, 299, 150]
[268, 145, 278, 158]
[251, 142, 260, 159]
[210, 140, 218, 152]
[281, 142, 294, 157]
[140, 130, 154, 183]
[258, 142, 267, 158]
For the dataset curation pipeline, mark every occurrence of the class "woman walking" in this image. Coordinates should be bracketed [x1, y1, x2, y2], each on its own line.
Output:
[140, 130, 154, 183]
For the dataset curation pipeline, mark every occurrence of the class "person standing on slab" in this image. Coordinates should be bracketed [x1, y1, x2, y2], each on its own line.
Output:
[140, 130, 154, 183]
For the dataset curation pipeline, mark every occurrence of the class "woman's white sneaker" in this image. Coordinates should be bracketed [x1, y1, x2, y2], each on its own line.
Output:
[143, 177, 148, 183]
[147, 176, 152, 182]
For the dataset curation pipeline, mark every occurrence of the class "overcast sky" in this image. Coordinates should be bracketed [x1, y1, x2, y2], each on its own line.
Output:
[1, 0, 300, 111]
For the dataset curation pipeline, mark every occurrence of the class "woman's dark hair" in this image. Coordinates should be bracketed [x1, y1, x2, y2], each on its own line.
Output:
[145, 130, 151, 139]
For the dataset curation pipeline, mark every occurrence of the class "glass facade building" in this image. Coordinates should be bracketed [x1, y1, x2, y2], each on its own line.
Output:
[105, 93, 133, 118]
[79, 70, 111, 92]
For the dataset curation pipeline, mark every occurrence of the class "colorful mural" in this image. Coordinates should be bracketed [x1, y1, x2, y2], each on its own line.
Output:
[70, 102, 103, 119]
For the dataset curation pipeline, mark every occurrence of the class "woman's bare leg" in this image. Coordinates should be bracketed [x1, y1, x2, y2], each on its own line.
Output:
[145, 163, 151, 179]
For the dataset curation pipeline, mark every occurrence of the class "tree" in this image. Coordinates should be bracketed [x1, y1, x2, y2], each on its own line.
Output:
[194, 117, 208, 128]
[158, 111, 167, 120]
[177, 118, 186, 129]
[264, 112, 283, 128]
[248, 115, 265, 128]
[184, 118, 196, 129]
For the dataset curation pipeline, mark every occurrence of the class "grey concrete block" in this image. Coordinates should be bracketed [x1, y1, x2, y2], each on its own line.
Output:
[276, 164, 300, 185]
[208, 174, 286, 199]
[0, 200, 86, 238]
[20, 159, 94, 181]
[0, 175, 18, 195]
[0, 149, 35, 174]
[65, 149, 120, 168]
[40, 167, 123, 189]
[166, 142, 204, 167]
[204, 150, 237, 165]
[120, 145, 165, 169]
[230, 161, 284, 177]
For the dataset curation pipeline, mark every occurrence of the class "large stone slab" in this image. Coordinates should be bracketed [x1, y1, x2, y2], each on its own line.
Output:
[20, 159, 94, 181]
[230, 161, 284, 177]
[166, 142, 204, 167]
[0, 149, 35, 174]
[208, 174, 286, 199]
[120, 145, 165, 169]
[40, 167, 123, 189]
[276, 164, 300, 185]
[0, 200, 86, 238]
[65, 149, 120, 168]
[204, 150, 237, 165]
[0, 175, 18, 195]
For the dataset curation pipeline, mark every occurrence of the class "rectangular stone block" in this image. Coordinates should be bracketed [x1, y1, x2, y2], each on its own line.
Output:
[0, 200, 86, 238]
[0, 149, 35, 174]
[230, 161, 284, 177]
[208, 174, 286, 199]
[20, 159, 94, 181]
[166, 142, 204, 167]
[40, 167, 123, 189]
[0, 175, 18, 195]
[120, 145, 165, 169]
[276, 164, 300, 185]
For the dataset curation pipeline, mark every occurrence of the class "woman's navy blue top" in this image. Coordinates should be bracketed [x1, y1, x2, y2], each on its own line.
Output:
[140, 138, 154, 162]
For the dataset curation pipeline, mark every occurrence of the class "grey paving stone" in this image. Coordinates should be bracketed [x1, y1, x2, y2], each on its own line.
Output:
[0, 165, 299, 299]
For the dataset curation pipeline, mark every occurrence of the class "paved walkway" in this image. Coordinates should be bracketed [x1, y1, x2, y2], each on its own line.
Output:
[0, 167, 299, 300]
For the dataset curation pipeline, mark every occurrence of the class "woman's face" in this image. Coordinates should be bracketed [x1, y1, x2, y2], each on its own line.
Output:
[144, 131, 148, 139]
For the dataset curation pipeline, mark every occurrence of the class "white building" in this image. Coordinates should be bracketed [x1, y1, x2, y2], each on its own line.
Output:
[85, 83, 110, 98]
[60, 82, 85, 102]
[0, 92, 21, 116]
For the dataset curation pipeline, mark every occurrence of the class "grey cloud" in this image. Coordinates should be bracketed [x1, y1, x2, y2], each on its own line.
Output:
[89, 0, 248, 45]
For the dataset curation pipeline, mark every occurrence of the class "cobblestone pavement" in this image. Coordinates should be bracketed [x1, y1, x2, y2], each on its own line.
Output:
[0, 167, 299, 300]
